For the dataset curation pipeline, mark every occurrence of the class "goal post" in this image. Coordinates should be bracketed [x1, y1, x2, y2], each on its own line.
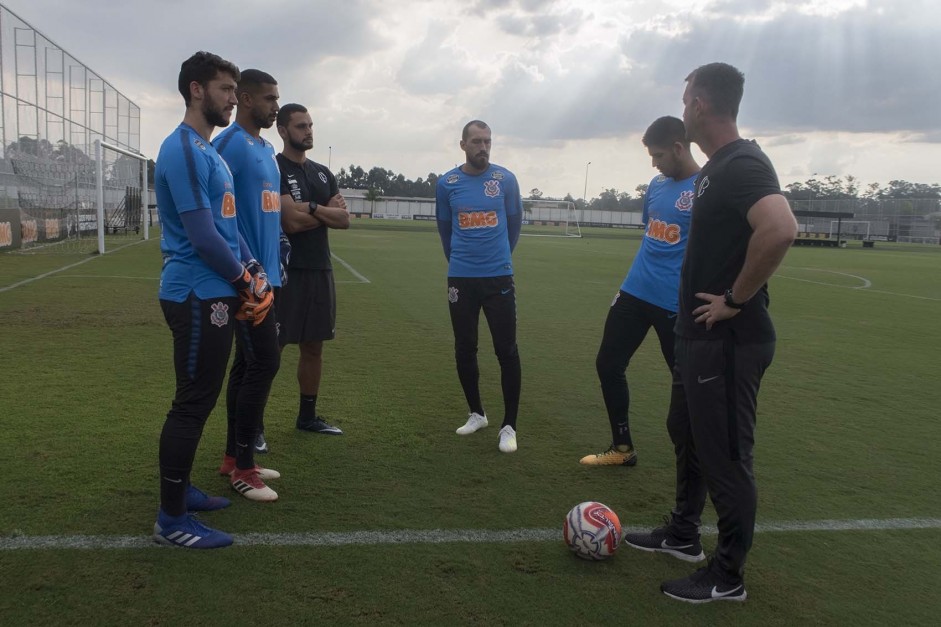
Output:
[95, 139, 149, 255]
[829, 220, 870, 241]
[521, 199, 581, 238]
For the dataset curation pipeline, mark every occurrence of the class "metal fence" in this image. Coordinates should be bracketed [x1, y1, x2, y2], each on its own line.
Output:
[790, 198, 940, 243]
[0, 3, 142, 251]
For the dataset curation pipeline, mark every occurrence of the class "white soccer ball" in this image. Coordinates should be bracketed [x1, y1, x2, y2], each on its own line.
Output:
[563, 501, 622, 560]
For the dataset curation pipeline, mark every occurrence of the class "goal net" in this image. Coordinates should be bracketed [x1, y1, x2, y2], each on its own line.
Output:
[521, 200, 581, 237]
[10, 140, 148, 255]
[829, 220, 871, 241]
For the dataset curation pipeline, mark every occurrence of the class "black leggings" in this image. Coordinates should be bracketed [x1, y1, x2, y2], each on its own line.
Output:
[225, 307, 281, 466]
[159, 294, 238, 515]
[447, 276, 521, 429]
[595, 291, 675, 446]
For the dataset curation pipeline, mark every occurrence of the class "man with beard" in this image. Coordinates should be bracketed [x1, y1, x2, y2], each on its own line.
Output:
[580, 116, 699, 468]
[153, 51, 273, 548]
[212, 69, 284, 501]
[622, 62, 797, 602]
[435, 120, 523, 453]
[276, 103, 350, 436]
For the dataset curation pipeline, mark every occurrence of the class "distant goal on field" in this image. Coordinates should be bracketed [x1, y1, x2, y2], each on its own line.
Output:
[521, 200, 581, 238]
[830, 220, 870, 241]
[11, 140, 148, 255]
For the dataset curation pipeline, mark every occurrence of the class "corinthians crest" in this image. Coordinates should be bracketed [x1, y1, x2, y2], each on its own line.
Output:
[210, 301, 230, 328]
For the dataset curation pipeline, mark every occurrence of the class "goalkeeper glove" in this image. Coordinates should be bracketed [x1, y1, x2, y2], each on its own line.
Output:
[279, 233, 291, 286]
[231, 264, 273, 326]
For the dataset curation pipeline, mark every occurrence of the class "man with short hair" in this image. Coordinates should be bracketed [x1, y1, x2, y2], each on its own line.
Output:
[436, 120, 523, 453]
[213, 69, 285, 501]
[276, 104, 350, 435]
[153, 51, 274, 548]
[622, 62, 797, 603]
[580, 116, 699, 467]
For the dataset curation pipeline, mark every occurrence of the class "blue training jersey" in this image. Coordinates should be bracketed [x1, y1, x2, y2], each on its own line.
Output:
[435, 163, 522, 277]
[620, 172, 697, 312]
[213, 123, 283, 287]
[155, 123, 240, 302]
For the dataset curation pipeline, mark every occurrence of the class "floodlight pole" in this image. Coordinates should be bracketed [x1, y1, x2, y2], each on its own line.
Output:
[583, 161, 591, 203]
[329, 146, 332, 170]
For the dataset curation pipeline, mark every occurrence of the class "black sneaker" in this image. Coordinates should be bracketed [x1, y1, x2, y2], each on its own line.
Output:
[660, 559, 747, 604]
[254, 432, 269, 454]
[622, 522, 705, 563]
[296, 416, 343, 435]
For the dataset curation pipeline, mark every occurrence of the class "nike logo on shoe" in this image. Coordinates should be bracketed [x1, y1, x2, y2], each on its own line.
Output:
[697, 375, 719, 384]
[661, 539, 693, 550]
[711, 585, 744, 599]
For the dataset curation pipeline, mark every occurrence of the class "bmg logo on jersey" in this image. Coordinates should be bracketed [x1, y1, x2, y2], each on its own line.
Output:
[261, 190, 281, 212]
[458, 211, 499, 229]
[222, 192, 236, 218]
[646, 219, 681, 244]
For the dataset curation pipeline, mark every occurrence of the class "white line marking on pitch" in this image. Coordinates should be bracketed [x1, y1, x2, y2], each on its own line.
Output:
[331, 253, 370, 283]
[47, 274, 159, 281]
[0, 239, 149, 294]
[777, 267, 872, 289]
[776, 267, 941, 301]
[2, 517, 939, 551]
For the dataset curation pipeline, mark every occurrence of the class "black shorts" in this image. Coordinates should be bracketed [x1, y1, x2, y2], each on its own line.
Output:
[276, 268, 336, 345]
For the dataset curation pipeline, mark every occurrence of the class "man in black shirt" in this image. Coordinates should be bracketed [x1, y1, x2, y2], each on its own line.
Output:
[622, 63, 797, 604]
[276, 103, 350, 435]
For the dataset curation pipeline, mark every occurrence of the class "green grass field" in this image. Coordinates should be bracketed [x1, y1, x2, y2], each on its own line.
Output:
[1, 220, 940, 625]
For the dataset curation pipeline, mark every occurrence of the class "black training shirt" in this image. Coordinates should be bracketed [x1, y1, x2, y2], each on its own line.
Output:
[277, 154, 337, 270]
[676, 139, 782, 343]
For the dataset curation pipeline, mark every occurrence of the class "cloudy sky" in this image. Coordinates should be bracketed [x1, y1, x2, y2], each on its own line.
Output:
[5, 0, 940, 198]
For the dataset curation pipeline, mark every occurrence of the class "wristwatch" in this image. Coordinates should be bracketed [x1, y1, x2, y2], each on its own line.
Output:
[724, 288, 746, 309]
[308, 201, 319, 215]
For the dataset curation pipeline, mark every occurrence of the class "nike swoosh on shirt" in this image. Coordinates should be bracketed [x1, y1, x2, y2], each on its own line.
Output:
[711, 585, 744, 599]
[697, 375, 720, 384]
[501, 288, 512, 295]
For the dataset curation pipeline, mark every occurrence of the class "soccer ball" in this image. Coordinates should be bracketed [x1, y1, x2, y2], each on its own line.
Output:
[563, 501, 622, 560]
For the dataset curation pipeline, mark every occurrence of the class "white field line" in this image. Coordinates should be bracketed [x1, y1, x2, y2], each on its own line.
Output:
[2, 517, 939, 552]
[775, 266, 941, 302]
[331, 252, 370, 283]
[49, 274, 159, 281]
[0, 239, 149, 294]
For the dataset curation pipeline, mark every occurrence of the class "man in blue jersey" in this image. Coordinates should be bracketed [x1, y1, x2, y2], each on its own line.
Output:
[436, 120, 523, 454]
[276, 103, 350, 435]
[213, 69, 285, 501]
[580, 116, 699, 467]
[153, 51, 274, 549]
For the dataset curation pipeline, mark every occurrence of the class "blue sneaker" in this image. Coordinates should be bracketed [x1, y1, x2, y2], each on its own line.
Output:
[186, 484, 231, 512]
[153, 511, 234, 549]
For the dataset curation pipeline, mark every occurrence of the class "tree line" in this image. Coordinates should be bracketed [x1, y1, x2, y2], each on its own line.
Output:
[335, 164, 940, 212]
[8, 138, 938, 209]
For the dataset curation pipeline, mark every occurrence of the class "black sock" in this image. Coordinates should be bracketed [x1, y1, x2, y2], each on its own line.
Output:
[299, 394, 317, 420]
[614, 421, 633, 449]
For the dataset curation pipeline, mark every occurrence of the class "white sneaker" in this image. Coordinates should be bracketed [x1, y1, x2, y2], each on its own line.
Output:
[456, 412, 488, 435]
[498, 425, 517, 453]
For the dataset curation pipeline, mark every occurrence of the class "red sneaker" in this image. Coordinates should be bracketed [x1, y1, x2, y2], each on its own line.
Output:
[230, 468, 278, 502]
[217, 455, 281, 480]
